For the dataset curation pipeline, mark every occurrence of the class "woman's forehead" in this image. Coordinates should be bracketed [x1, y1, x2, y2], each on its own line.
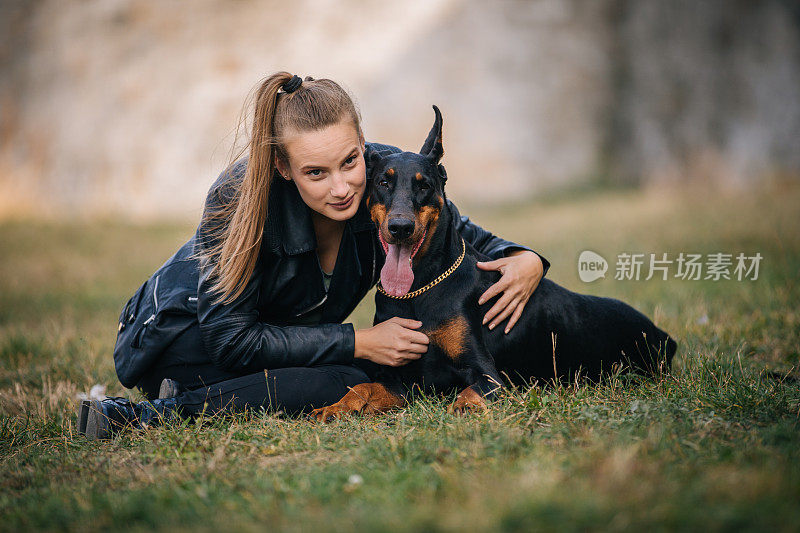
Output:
[284, 120, 362, 167]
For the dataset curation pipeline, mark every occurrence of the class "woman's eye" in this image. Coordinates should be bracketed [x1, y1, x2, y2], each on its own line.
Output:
[344, 155, 356, 165]
[306, 169, 322, 177]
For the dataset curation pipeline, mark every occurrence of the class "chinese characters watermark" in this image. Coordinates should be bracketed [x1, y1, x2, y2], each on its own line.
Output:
[578, 251, 762, 282]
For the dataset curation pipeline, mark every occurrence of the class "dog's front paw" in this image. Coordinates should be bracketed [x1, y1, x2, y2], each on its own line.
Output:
[311, 383, 405, 422]
[448, 387, 487, 414]
[311, 403, 354, 423]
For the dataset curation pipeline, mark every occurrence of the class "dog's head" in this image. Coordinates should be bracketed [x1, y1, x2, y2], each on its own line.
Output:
[367, 105, 450, 297]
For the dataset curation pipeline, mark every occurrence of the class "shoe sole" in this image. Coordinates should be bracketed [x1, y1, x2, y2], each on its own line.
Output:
[158, 378, 180, 399]
[77, 400, 90, 434]
[84, 399, 111, 440]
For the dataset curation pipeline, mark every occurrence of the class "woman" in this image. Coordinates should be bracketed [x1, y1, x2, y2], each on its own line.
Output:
[80, 72, 549, 439]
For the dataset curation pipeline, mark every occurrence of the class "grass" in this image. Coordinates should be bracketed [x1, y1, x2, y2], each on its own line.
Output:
[1, 182, 799, 531]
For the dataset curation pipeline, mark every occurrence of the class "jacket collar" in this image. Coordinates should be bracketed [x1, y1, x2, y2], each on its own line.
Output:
[264, 171, 375, 256]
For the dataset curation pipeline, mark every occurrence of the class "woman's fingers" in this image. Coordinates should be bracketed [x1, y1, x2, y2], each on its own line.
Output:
[390, 318, 430, 343]
[485, 295, 521, 330]
[476, 251, 542, 332]
[405, 329, 430, 345]
[391, 317, 423, 329]
[406, 340, 429, 354]
[477, 279, 507, 306]
[482, 289, 517, 327]
[476, 257, 509, 272]
[389, 317, 430, 360]
[403, 328, 430, 357]
[386, 317, 429, 341]
[392, 345, 424, 366]
[504, 301, 526, 334]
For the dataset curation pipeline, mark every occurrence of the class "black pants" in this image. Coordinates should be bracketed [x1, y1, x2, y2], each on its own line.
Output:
[136, 324, 370, 416]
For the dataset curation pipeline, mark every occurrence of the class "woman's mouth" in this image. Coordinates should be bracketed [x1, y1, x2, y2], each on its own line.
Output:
[329, 194, 355, 210]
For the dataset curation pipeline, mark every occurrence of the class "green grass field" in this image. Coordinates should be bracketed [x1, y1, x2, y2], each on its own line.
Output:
[1, 183, 799, 531]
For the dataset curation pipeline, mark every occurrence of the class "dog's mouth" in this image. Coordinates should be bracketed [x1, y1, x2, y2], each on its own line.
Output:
[378, 227, 428, 297]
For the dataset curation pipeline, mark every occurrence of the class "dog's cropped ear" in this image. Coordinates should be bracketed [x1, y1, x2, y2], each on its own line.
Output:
[438, 163, 448, 186]
[365, 147, 385, 179]
[419, 105, 443, 164]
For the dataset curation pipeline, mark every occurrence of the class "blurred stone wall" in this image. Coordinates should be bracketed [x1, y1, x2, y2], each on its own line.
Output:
[1, 0, 798, 218]
[607, 0, 800, 186]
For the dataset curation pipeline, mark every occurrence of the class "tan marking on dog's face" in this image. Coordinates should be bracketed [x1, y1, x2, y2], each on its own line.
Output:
[408, 204, 434, 243]
[370, 202, 386, 225]
[413, 203, 441, 261]
[426, 316, 468, 361]
[415, 172, 423, 181]
[386, 168, 395, 177]
[370, 203, 389, 242]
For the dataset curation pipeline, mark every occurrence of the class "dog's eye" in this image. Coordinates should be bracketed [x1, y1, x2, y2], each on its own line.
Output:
[419, 182, 430, 190]
[378, 179, 389, 188]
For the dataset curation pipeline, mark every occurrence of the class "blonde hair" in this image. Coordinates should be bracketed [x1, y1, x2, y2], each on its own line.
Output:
[194, 72, 362, 305]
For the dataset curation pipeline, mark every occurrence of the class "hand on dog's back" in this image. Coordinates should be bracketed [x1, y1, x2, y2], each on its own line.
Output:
[354, 317, 430, 367]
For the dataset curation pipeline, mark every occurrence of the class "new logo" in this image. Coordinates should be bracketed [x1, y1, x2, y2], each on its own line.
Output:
[578, 250, 608, 282]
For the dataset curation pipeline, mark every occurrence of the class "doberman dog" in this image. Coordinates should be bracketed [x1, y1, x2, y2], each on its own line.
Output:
[311, 106, 677, 421]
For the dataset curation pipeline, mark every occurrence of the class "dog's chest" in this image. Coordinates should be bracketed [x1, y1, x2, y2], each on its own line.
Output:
[374, 258, 505, 391]
[375, 273, 476, 367]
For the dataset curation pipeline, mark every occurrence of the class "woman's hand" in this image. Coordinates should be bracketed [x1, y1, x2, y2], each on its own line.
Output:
[354, 317, 429, 367]
[476, 250, 544, 334]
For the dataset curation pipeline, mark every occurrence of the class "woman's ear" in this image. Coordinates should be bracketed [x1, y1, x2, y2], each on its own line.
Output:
[275, 157, 292, 181]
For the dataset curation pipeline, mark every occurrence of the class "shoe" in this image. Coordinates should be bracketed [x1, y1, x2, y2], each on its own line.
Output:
[84, 396, 183, 440]
[84, 397, 134, 439]
[158, 378, 186, 399]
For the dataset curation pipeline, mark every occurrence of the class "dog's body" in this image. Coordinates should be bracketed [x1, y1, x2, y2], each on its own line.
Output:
[312, 106, 676, 420]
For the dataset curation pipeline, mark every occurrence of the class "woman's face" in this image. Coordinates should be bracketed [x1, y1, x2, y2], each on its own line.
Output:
[276, 118, 366, 223]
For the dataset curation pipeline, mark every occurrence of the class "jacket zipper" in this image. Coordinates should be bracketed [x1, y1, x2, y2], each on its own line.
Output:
[370, 237, 378, 287]
[293, 251, 332, 318]
[142, 275, 159, 325]
[293, 294, 327, 317]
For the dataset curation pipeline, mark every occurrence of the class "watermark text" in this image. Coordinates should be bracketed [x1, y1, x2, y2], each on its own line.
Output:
[578, 251, 762, 282]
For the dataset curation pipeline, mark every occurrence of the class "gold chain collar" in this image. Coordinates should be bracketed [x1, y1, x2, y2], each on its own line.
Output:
[376, 238, 466, 300]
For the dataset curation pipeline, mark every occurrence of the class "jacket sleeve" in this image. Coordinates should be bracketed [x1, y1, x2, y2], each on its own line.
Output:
[194, 163, 355, 374]
[196, 259, 356, 374]
[448, 199, 550, 277]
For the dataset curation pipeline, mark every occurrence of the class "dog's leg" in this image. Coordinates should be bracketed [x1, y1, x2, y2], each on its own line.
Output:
[448, 332, 506, 414]
[311, 383, 405, 423]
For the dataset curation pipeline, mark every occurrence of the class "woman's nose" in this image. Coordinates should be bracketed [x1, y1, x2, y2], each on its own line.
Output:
[330, 172, 350, 198]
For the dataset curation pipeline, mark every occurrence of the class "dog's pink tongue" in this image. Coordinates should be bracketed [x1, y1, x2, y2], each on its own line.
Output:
[381, 243, 414, 296]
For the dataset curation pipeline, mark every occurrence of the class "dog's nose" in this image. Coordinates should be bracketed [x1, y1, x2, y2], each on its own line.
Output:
[388, 218, 415, 240]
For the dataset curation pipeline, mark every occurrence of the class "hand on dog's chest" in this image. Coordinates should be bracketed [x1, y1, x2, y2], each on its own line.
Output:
[375, 292, 470, 363]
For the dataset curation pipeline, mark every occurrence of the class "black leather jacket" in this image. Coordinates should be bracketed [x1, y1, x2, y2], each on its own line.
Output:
[112, 142, 549, 388]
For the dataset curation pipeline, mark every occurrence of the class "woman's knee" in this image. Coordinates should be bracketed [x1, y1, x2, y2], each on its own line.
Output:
[323, 364, 371, 388]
